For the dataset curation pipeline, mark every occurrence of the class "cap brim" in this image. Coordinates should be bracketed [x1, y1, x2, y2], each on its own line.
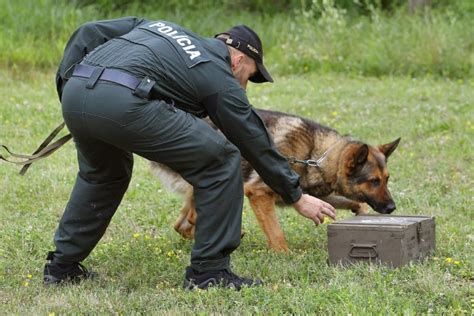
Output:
[250, 62, 273, 83]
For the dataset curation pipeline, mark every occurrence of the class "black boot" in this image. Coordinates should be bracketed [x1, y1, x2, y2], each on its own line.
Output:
[43, 251, 96, 286]
[183, 266, 263, 290]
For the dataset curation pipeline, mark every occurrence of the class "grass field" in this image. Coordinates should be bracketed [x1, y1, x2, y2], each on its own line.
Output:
[0, 69, 472, 314]
[1, 0, 473, 78]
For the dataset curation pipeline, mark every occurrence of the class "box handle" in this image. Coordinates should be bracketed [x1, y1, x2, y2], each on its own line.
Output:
[349, 243, 378, 258]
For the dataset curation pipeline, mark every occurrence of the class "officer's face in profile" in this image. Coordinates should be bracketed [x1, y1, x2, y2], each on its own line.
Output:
[231, 54, 257, 90]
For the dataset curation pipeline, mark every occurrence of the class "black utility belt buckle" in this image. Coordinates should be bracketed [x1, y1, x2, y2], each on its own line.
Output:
[133, 77, 156, 99]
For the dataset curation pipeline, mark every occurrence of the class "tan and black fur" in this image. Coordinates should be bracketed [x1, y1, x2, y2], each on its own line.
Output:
[151, 109, 400, 252]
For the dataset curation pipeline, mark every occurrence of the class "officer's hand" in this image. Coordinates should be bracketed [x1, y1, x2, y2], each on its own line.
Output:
[293, 194, 336, 225]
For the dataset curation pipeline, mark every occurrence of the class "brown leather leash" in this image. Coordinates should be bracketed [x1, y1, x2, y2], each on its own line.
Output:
[1, 65, 155, 175]
[0, 122, 72, 175]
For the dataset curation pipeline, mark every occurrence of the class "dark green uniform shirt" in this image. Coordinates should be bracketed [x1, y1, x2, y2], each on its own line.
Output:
[57, 17, 303, 204]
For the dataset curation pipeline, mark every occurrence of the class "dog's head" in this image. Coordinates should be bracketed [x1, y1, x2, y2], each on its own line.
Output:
[336, 138, 401, 214]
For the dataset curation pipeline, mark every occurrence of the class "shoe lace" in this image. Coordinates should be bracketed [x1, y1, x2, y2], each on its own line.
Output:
[76, 262, 89, 275]
[221, 269, 250, 285]
[55, 262, 90, 277]
[46, 252, 89, 276]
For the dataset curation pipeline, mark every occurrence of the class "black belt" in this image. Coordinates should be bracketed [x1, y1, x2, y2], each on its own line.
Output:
[71, 64, 156, 99]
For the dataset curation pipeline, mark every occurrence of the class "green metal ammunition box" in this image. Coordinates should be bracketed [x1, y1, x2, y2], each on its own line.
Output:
[327, 215, 436, 267]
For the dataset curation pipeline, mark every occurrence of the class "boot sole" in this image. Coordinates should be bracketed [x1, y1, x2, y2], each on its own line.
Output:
[43, 272, 97, 286]
[183, 277, 218, 290]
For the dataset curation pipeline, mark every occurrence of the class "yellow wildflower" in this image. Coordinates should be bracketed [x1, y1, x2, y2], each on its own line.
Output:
[445, 257, 453, 263]
[133, 233, 140, 238]
[27, 274, 32, 279]
[453, 261, 460, 265]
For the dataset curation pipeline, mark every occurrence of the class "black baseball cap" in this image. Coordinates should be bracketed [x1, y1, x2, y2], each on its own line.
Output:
[216, 25, 273, 83]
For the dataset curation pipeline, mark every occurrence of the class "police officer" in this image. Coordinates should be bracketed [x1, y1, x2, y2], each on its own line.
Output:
[44, 17, 336, 290]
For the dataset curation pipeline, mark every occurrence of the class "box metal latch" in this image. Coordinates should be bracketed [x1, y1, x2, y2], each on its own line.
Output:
[417, 222, 424, 242]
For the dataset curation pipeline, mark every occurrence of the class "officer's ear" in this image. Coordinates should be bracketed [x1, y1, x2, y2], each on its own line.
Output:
[231, 54, 243, 71]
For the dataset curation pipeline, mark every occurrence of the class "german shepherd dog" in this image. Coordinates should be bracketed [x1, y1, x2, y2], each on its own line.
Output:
[150, 109, 400, 252]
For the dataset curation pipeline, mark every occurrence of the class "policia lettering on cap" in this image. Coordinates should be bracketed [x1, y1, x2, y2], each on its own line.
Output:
[3, 17, 335, 289]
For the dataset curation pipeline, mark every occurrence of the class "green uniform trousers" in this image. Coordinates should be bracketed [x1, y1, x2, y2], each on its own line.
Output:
[53, 77, 244, 272]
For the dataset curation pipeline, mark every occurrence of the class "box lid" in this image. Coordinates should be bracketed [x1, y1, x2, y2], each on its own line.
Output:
[328, 215, 434, 231]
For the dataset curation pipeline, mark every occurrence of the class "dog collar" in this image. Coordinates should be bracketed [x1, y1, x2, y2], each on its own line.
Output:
[287, 156, 323, 169]
[287, 138, 346, 169]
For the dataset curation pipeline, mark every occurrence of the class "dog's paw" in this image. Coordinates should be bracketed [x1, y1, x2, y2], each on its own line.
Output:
[174, 219, 195, 239]
[353, 203, 370, 215]
[268, 240, 290, 253]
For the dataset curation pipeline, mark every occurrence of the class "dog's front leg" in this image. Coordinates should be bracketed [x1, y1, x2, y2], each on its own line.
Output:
[247, 190, 289, 252]
[321, 194, 370, 215]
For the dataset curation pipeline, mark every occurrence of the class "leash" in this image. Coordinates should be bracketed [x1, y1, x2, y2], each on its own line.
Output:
[1, 65, 159, 176]
[1, 65, 160, 176]
[0, 122, 72, 175]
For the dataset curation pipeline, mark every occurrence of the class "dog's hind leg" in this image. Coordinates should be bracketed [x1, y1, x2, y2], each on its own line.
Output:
[247, 189, 289, 252]
[321, 194, 370, 215]
[173, 189, 196, 239]
[173, 189, 244, 240]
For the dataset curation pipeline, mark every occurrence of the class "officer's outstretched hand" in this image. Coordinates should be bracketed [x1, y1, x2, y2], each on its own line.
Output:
[293, 194, 336, 225]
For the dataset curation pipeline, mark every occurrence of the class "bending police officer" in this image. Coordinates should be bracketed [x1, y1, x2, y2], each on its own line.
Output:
[44, 17, 336, 290]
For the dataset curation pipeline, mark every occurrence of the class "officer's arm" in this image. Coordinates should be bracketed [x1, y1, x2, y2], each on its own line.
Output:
[56, 16, 149, 100]
[202, 88, 303, 204]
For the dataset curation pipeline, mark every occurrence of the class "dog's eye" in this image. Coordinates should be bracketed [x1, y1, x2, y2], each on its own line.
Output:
[369, 178, 381, 187]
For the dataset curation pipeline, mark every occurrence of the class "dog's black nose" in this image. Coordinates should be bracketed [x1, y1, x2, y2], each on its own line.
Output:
[384, 202, 396, 214]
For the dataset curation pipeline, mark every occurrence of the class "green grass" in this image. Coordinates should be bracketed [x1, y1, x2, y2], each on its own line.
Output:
[0, 69, 472, 314]
[1, 0, 473, 78]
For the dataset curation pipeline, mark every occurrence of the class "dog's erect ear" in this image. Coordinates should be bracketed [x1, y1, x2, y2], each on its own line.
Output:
[347, 143, 369, 174]
[355, 144, 369, 166]
[378, 137, 401, 159]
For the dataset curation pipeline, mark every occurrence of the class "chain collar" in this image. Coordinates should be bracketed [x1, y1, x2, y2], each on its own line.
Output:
[287, 156, 324, 168]
[287, 138, 344, 169]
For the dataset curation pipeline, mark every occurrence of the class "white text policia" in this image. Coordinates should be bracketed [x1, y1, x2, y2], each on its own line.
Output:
[148, 22, 202, 60]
